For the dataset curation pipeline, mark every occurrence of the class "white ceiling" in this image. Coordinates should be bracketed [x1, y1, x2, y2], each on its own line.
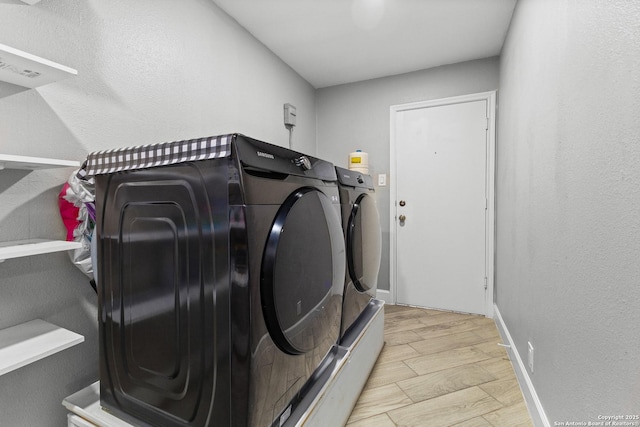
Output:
[211, 0, 517, 88]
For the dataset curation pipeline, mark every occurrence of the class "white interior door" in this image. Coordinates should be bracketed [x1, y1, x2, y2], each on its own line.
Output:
[391, 94, 494, 316]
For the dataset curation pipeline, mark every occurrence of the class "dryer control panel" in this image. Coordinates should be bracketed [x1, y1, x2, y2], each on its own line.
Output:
[234, 134, 337, 181]
[335, 166, 374, 190]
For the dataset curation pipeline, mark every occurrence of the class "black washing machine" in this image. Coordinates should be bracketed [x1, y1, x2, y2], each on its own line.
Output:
[92, 134, 345, 427]
[335, 166, 382, 344]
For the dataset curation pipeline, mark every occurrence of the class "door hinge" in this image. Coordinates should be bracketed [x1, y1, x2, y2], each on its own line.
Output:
[485, 198, 488, 210]
[484, 277, 488, 290]
[486, 117, 489, 130]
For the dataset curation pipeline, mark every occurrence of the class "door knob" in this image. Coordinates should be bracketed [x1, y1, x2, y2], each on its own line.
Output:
[399, 215, 406, 222]
[399, 200, 406, 207]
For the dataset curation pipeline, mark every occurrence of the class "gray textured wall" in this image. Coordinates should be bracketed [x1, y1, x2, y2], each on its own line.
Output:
[0, 1, 315, 425]
[316, 57, 500, 292]
[497, 0, 640, 422]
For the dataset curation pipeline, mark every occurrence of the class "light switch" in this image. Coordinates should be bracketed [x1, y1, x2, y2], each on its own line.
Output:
[378, 174, 386, 186]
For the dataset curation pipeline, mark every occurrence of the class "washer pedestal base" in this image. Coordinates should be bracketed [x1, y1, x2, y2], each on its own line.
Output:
[287, 299, 385, 427]
[63, 302, 385, 427]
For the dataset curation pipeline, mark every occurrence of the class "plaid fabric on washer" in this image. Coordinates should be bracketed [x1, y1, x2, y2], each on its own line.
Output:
[79, 134, 233, 177]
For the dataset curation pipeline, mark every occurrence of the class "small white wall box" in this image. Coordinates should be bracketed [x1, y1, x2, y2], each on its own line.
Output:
[284, 103, 296, 127]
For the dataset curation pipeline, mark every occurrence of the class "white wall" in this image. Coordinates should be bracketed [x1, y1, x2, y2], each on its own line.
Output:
[316, 57, 500, 291]
[0, 1, 315, 425]
[497, 0, 640, 422]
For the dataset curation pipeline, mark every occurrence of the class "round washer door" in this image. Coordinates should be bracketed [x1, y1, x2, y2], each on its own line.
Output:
[261, 187, 345, 355]
[347, 193, 382, 295]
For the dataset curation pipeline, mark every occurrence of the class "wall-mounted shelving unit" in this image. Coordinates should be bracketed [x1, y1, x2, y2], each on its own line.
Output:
[0, 43, 77, 88]
[0, 319, 84, 376]
[1, 150, 84, 372]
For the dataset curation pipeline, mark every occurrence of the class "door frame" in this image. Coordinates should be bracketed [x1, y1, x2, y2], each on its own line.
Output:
[389, 91, 496, 318]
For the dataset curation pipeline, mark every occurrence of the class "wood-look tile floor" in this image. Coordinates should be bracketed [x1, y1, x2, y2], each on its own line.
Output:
[346, 304, 533, 427]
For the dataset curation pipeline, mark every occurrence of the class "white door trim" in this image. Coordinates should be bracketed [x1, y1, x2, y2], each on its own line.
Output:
[389, 91, 496, 318]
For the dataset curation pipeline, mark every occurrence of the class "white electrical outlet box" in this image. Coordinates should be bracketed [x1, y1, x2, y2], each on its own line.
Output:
[378, 174, 387, 186]
[527, 341, 534, 373]
[284, 103, 296, 127]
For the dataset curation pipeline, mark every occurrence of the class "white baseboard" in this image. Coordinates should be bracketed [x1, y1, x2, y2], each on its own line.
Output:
[376, 289, 391, 303]
[493, 304, 550, 427]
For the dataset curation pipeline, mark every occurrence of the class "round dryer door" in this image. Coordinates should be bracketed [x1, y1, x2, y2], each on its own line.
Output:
[347, 193, 382, 294]
[261, 187, 345, 355]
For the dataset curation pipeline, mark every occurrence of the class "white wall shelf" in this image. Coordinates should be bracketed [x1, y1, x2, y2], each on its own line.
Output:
[0, 239, 82, 262]
[0, 43, 77, 88]
[0, 319, 84, 376]
[0, 154, 80, 171]
[0, 155, 82, 261]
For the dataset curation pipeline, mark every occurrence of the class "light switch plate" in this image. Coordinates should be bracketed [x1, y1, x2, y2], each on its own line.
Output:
[378, 174, 386, 186]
